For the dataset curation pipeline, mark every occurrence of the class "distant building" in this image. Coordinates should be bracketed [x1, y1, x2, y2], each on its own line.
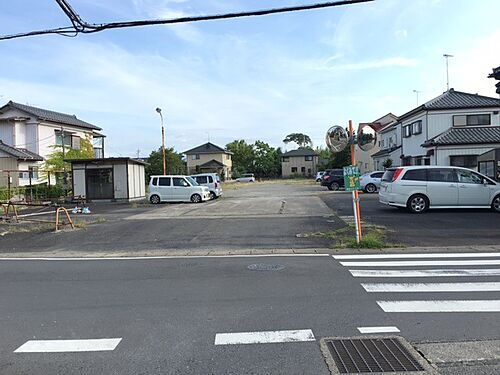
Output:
[281, 148, 318, 178]
[183, 142, 233, 180]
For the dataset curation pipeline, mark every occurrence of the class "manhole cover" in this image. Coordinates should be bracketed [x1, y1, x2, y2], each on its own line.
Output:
[320, 336, 434, 374]
[247, 263, 285, 271]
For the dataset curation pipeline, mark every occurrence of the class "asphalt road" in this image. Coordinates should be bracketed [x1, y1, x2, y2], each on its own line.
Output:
[2, 253, 500, 374]
[320, 191, 500, 247]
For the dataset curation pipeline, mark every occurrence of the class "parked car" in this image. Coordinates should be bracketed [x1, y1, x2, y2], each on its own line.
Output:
[148, 175, 210, 204]
[191, 173, 222, 200]
[315, 171, 325, 182]
[359, 171, 384, 193]
[321, 169, 344, 191]
[379, 166, 500, 213]
[236, 173, 256, 182]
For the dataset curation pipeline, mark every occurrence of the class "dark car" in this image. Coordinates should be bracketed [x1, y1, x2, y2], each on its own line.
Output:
[321, 169, 344, 191]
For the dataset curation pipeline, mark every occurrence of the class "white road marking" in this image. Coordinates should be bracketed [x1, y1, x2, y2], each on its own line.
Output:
[0, 254, 330, 261]
[340, 260, 500, 267]
[357, 326, 400, 334]
[377, 300, 500, 312]
[333, 252, 500, 260]
[14, 338, 122, 353]
[349, 269, 500, 278]
[214, 329, 315, 345]
[362, 282, 500, 293]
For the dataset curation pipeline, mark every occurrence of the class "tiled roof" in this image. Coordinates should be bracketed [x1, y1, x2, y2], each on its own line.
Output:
[199, 159, 225, 168]
[422, 126, 500, 147]
[0, 101, 101, 131]
[371, 145, 401, 158]
[0, 140, 43, 161]
[282, 148, 318, 157]
[183, 142, 230, 154]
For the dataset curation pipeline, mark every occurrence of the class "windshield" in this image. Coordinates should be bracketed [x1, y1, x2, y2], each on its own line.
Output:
[382, 169, 397, 182]
[186, 176, 198, 186]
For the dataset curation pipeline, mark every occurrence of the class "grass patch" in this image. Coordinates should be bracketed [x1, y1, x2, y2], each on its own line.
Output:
[312, 224, 395, 249]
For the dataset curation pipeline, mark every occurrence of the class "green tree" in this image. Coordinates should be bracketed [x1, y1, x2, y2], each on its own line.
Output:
[316, 146, 351, 170]
[42, 136, 94, 175]
[382, 158, 393, 169]
[226, 139, 255, 177]
[253, 141, 282, 178]
[283, 133, 312, 148]
[145, 147, 186, 179]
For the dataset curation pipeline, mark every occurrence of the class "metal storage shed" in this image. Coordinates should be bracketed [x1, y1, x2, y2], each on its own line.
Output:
[478, 148, 500, 182]
[68, 158, 147, 201]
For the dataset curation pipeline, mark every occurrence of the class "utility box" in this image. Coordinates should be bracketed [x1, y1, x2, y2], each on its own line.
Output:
[68, 158, 147, 201]
[477, 148, 500, 182]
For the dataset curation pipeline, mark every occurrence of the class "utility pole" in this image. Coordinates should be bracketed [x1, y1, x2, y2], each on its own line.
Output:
[156, 108, 166, 175]
[60, 126, 67, 196]
[413, 90, 421, 106]
[443, 54, 453, 90]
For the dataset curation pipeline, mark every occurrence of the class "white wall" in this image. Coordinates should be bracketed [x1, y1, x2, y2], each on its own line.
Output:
[72, 164, 86, 197]
[434, 144, 500, 169]
[37, 121, 92, 158]
[127, 162, 146, 199]
[113, 163, 128, 199]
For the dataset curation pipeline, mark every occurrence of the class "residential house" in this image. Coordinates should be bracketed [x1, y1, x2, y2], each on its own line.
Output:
[0, 101, 105, 186]
[184, 142, 233, 180]
[357, 113, 398, 173]
[281, 148, 318, 178]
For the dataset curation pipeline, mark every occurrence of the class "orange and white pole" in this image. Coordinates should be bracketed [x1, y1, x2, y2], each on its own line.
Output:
[348, 120, 362, 242]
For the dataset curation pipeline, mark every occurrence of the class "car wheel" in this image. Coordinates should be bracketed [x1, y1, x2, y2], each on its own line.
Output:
[150, 194, 161, 204]
[492, 195, 500, 213]
[407, 194, 429, 214]
[191, 194, 202, 203]
[209, 191, 216, 200]
[365, 183, 377, 193]
[328, 182, 340, 191]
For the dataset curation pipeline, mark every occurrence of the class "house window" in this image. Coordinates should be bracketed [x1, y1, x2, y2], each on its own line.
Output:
[453, 114, 491, 126]
[192, 154, 200, 160]
[450, 155, 478, 168]
[412, 120, 422, 135]
[403, 125, 412, 138]
[282, 157, 290, 162]
[304, 156, 313, 161]
[72, 135, 81, 150]
[55, 130, 72, 147]
[301, 167, 306, 173]
[291, 167, 297, 173]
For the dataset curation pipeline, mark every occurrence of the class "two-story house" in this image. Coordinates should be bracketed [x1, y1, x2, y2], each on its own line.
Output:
[0, 101, 104, 186]
[396, 89, 500, 168]
[184, 142, 233, 180]
[281, 148, 318, 177]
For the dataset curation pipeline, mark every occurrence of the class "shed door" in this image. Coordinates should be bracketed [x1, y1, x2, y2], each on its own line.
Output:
[86, 168, 114, 199]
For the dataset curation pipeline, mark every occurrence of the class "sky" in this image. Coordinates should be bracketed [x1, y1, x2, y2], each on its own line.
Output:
[0, 0, 499, 157]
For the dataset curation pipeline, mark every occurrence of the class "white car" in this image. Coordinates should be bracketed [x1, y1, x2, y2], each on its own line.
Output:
[359, 171, 384, 193]
[315, 171, 325, 182]
[191, 173, 222, 200]
[236, 173, 256, 183]
[148, 175, 210, 204]
[379, 166, 500, 213]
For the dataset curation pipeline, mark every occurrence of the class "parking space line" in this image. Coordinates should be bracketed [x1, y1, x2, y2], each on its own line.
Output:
[357, 326, 400, 334]
[362, 282, 500, 292]
[14, 338, 122, 353]
[340, 260, 500, 267]
[333, 252, 500, 260]
[377, 300, 500, 312]
[349, 269, 500, 277]
[214, 329, 315, 345]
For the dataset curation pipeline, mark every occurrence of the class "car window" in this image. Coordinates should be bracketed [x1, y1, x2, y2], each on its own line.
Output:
[196, 176, 208, 184]
[428, 168, 458, 182]
[402, 169, 427, 181]
[151, 177, 158, 186]
[382, 169, 396, 182]
[173, 177, 189, 187]
[208, 176, 213, 183]
[185, 176, 198, 186]
[158, 177, 170, 186]
[456, 169, 483, 184]
[371, 172, 384, 178]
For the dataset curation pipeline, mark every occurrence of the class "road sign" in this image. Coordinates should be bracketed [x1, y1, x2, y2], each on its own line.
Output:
[343, 165, 361, 192]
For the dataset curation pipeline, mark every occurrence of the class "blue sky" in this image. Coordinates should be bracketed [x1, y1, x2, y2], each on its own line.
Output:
[0, 0, 499, 156]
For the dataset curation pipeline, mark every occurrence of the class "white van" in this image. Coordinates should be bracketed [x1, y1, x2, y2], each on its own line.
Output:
[379, 166, 500, 213]
[148, 175, 210, 204]
[191, 173, 222, 200]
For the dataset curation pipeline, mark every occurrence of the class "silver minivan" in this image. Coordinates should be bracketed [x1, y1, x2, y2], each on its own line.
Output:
[148, 175, 210, 204]
[379, 166, 500, 213]
[191, 173, 222, 200]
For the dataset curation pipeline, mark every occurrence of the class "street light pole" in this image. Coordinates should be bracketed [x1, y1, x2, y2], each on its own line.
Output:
[156, 107, 166, 175]
[413, 90, 421, 106]
[443, 54, 453, 91]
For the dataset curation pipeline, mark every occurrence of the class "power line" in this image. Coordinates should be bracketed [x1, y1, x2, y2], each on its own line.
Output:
[0, 0, 374, 41]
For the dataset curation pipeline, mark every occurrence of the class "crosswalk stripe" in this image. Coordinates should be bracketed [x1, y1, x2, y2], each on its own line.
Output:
[340, 260, 500, 267]
[377, 300, 500, 312]
[214, 329, 315, 345]
[357, 326, 400, 334]
[362, 282, 500, 292]
[349, 269, 500, 277]
[14, 338, 122, 353]
[333, 252, 500, 260]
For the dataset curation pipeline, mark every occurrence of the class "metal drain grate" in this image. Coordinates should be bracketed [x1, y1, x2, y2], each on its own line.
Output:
[321, 337, 428, 373]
